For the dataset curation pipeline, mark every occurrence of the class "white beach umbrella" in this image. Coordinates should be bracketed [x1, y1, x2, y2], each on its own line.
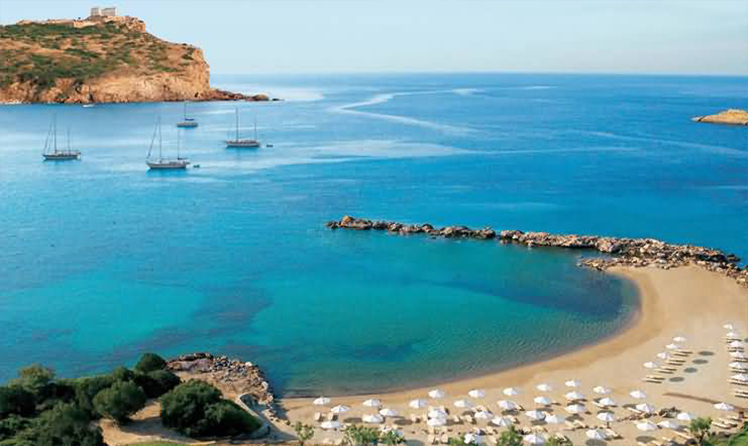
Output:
[564, 391, 585, 401]
[729, 341, 744, 348]
[475, 410, 494, 420]
[379, 408, 398, 417]
[525, 410, 545, 421]
[636, 403, 656, 414]
[533, 396, 551, 406]
[732, 373, 748, 382]
[593, 386, 611, 395]
[657, 352, 671, 360]
[363, 398, 382, 408]
[565, 403, 586, 414]
[427, 417, 446, 427]
[498, 400, 519, 411]
[673, 336, 687, 343]
[491, 416, 514, 427]
[536, 383, 553, 392]
[636, 421, 658, 432]
[586, 429, 607, 440]
[630, 390, 647, 399]
[598, 397, 616, 407]
[465, 433, 485, 445]
[363, 414, 384, 424]
[468, 389, 486, 399]
[523, 433, 546, 445]
[665, 343, 680, 350]
[597, 412, 615, 423]
[314, 396, 331, 406]
[731, 352, 748, 359]
[544, 414, 565, 424]
[677, 412, 696, 422]
[320, 420, 341, 430]
[730, 362, 748, 370]
[454, 399, 474, 409]
[503, 387, 520, 396]
[715, 402, 735, 411]
[409, 399, 427, 409]
[725, 323, 735, 330]
[658, 420, 681, 430]
[428, 409, 448, 419]
[331, 405, 350, 414]
[429, 389, 446, 399]
[564, 379, 581, 388]
[643, 361, 659, 369]
[727, 331, 741, 338]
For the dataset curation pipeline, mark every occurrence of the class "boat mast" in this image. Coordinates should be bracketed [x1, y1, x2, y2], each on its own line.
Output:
[158, 117, 163, 161]
[53, 115, 58, 154]
[177, 127, 181, 159]
[183, 102, 187, 120]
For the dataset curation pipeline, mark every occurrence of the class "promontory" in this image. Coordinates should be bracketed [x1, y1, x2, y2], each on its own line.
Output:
[692, 109, 748, 126]
[0, 11, 269, 104]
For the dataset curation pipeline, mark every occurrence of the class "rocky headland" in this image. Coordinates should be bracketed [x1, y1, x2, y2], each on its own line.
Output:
[692, 109, 748, 126]
[0, 14, 274, 104]
[325, 215, 748, 287]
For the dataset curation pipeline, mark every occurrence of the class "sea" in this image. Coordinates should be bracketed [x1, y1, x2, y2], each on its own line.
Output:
[0, 73, 746, 396]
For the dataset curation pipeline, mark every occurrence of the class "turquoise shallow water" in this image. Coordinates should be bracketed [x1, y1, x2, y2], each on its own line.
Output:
[0, 73, 746, 395]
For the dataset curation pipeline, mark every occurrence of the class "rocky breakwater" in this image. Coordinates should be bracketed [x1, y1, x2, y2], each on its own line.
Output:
[167, 353, 283, 423]
[325, 216, 748, 287]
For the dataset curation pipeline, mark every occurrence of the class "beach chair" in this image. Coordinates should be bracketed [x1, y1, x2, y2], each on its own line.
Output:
[564, 420, 577, 430]
[643, 377, 664, 384]
[314, 412, 323, 422]
[718, 417, 737, 427]
[712, 421, 731, 430]
[606, 428, 622, 439]
[730, 380, 748, 386]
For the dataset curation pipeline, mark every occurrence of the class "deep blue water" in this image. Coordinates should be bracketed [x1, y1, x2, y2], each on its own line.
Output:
[1, 73, 746, 395]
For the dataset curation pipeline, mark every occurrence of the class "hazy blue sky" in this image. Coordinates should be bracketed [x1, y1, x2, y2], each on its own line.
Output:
[1, 0, 746, 75]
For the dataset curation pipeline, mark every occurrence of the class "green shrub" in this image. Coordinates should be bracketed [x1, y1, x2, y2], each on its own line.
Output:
[18, 402, 104, 446]
[0, 415, 31, 441]
[72, 375, 115, 417]
[134, 369, 181, 399]
[0, 386, 35, 418]
[92, 381, 146, 424]
[135, 353, 167, 373]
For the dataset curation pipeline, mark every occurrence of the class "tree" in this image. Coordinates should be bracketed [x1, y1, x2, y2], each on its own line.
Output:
[92, 380, 146, 423]
[294, 421, 315, 446]
[10, 365, 55, 400]
[111, 366, 135, 383]
[497, 426, 523, 446]
[204, 400, 259, 436]
[133, 369, 181, 398]
[381, 430, 406, 446]
[689, 417, 713, 446]
[343, 425, 381, 446]
[134, 353, 168, 373]
[20, 402, 105, 446]
[73, 375, 115, 417]
[0, 415, 31, 441]
[0, 385, 36, 418]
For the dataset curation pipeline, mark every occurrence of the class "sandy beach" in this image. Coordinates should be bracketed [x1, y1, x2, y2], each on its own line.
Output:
[282, 265, 748, 445]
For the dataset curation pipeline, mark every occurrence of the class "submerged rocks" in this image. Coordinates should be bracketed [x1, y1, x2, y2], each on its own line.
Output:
[324, 216, 748, 287]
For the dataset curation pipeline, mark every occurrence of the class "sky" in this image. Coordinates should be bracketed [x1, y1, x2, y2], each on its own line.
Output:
[0, 0, 746, 75]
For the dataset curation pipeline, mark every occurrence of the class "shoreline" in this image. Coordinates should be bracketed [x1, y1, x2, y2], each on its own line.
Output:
[281, 264, 747, 444]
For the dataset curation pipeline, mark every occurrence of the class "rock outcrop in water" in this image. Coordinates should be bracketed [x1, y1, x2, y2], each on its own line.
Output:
[692, 109, 748, 126]
[326, 216, 748, 287]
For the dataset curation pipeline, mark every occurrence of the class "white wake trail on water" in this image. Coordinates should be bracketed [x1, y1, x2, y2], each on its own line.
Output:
[331, 90, 477, 135]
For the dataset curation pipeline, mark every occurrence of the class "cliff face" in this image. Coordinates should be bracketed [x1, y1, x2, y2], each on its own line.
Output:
[0, 16, 256, 104]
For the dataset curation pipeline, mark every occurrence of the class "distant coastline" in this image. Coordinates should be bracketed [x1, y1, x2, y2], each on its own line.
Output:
[692, 109, 748, 126]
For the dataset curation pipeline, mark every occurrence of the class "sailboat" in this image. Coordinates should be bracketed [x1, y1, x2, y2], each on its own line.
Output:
[146, 118, 190, 170]
[43, 116, 81, 161]
[225, 108, 260, 148]
[177, 102, 198, 128]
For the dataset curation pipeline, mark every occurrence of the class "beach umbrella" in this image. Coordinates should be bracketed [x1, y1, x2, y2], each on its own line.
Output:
[544, 414, 565, 424]
[565, 404, 586, 414]
[468, 389, 486, 399]
[428, 409, 448, 419]
[630, 390, 647, 399]
[657, 352, 671, 360]
[498, 400, 519, 411]
[730, 362, 748, 370]
[677, 412, 696, 422]
[409, 399, 427, 409]
[429, 389, 446, 399]
[454, 399, 474, 409]
[673, 336, 687, 343]
[725, 323, 735, 330]
[597, 412, 615, 423]
[727, 331, 741, 338]
[314, 396, 331, 406]
[658, 420, 681, 430]
[636, 403, 656, 414]
[427, 417, 446, 427]
[593, 386, 611, 395]
[465, 433, 485, 445]
[586, 429, 607, 440]
[715, 402, 735, 411]
[475, 410, 493, 420]
[533, 396, 551, 406]
[492, 416, 514, 427]
[729, 341, 744, 348]
[564, 379, 581, 388]
[636, 421, 658, 432]
[363, 398, 381, 408]
[331, 405, 350, 414]
[536, 383, 552, 392]
[665, 343, 680, 350]
[732, 373, 748, 383]
[320, 420, 341, 430]
[523, 433, 546, 445]
[379, 408, 398, 417]
[503, 387, 520, 396]
[598, 397, 616, 407]
[731, 352, 748, 359]
[363, 414, 384, 424]
[643, 362, 659, 369]
[564, 391, 584, 401]
[525, 410, 545, 421]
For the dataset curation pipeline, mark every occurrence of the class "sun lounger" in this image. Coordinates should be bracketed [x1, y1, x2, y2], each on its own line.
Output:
[730, 380, 748, 386]
[627, 407, 644, 414]
[646, 374, 666, 379]
[555, 433, 571, 443]
[676, 349, 693, 354]
[565, 420, 578, 430]
[314, 412, 323, 422]
[643, 378, 664, 384]
[718, 417, 738, 427]
[605, 428, 622, 439]
[712, 421, 731, 430]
